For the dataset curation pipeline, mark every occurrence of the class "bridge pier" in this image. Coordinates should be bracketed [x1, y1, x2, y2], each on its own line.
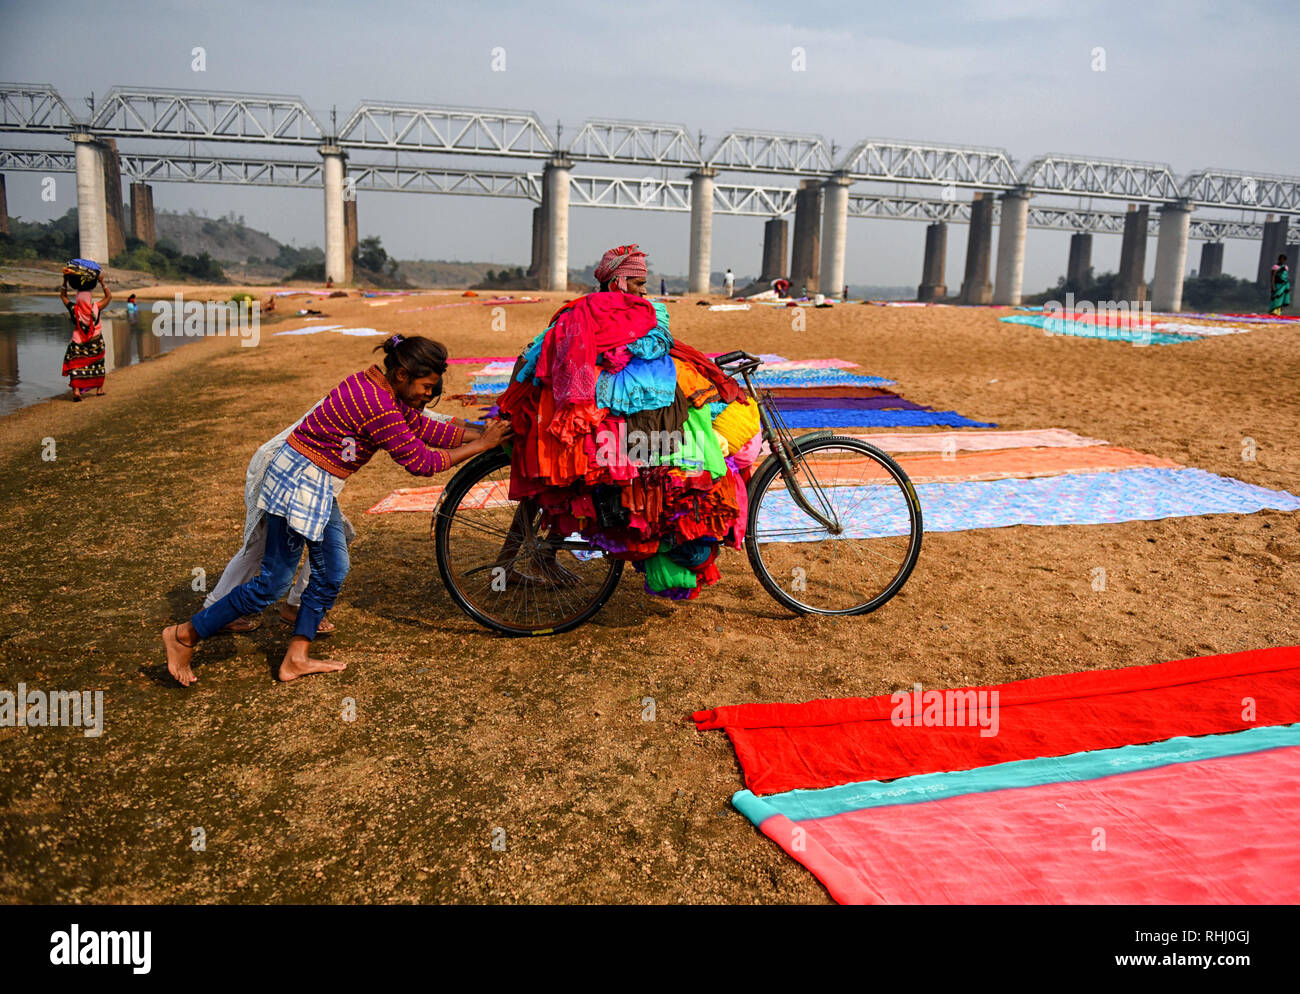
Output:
[0, 174, 8, 236]
[761, 217, 788, 283]
[344, 195, 358, 284]
[1152, 201, 1191, 312]
[1114, 204, 1150, 304]
[819, 172, 851, 301]
[917, 222, 947, 301]
[790, 180, 822, 296]
[689, 168, 716, 294]
[542, 156, 571, 291]
[1256, 215, 1289, 286]
[993, 187, 1029, 305]
[71, 132, 109, 265]
[959, 193, 994, 305]
[528, 206, 545, 281]
[320, 145, 348, 284]
[1198, 241, 1224, 279]
[101, 138, 126, 259]
[1067, 232, 1092, 286]
[129, 182, 156, 246]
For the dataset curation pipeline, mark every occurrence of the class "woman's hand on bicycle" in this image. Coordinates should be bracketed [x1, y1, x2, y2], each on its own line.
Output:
[476, 418, 512, 450]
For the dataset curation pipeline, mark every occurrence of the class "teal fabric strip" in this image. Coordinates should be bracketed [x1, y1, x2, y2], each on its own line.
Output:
[732, 788, 780, 828]
[748, 723, 1300, 823]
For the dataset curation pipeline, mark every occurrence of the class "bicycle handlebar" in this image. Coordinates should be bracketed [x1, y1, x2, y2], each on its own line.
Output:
[713, 350, 761, 371]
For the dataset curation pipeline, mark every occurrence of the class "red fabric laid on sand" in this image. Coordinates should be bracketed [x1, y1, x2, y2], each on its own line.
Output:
[693, 646, 1300, 795]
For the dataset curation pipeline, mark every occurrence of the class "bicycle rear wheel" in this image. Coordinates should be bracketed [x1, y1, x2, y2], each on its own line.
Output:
[434, 449, 625, 635]
[745, 436, 922, 615]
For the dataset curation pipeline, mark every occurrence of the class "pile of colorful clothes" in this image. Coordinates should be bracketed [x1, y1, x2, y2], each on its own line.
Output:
[497, 291, 763, 599]
[63, 258, 101, 291]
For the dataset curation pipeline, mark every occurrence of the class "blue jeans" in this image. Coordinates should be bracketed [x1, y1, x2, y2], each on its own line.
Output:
[190, 501, 350, 641]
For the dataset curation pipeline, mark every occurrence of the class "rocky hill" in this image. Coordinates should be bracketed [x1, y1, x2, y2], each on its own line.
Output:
[154, 210, 285, 264]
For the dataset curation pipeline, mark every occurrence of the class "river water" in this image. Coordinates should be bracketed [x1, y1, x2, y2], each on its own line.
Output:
[0, 295, 194, 416]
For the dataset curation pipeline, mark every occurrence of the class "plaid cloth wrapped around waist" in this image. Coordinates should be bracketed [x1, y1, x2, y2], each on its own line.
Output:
[256, 443, 345, 542]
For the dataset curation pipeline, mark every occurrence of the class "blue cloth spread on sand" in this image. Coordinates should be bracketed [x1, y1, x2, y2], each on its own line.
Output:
[1000, 314, 1193, 346]
[778, 409, 995, 429]
[752, 467, 1300, 541]
[748, 369, 897, 388]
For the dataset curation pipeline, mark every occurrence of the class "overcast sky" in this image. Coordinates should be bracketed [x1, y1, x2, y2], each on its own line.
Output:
[3, 0, 1294, 289]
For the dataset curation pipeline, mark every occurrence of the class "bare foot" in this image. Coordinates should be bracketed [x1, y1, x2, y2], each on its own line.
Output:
[72, 390, 82, 403]
[162, 624, 199, 687]
[277, 637, 346, 682]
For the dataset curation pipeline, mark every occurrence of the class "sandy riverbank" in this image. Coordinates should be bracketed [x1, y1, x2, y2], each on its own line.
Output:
[1, 291, 1297, 903]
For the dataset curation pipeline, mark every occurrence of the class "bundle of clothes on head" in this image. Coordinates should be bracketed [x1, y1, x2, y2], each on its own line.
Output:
[496, 246, 763, 599]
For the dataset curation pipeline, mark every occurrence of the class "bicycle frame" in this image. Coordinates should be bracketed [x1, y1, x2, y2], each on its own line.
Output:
[718, 353, 843, 535]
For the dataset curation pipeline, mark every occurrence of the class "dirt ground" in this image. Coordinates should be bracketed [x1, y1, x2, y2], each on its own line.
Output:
[1, 288, 1297, 904]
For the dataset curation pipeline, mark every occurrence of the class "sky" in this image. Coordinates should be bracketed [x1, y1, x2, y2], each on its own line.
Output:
[3, 0, 1294, 289]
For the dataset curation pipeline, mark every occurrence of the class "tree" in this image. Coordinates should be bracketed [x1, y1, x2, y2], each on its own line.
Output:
[354, 235, 388, 273]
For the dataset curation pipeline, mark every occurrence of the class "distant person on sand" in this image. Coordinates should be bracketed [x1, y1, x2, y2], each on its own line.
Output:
[772, 277, 790, 299]
[724, 268, 735, 296]
[59, 274, 111, 401]
[660, 277, 666, 296]
[161, 335, 511, 687]
[264, 294, 277, 314]
[1270, 253, 1291, 315]
[595, 244, 648, 296]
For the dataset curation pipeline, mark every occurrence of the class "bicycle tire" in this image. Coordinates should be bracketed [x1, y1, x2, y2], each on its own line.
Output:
[744, 436, 923, 615]
[433, 448, 625, 636]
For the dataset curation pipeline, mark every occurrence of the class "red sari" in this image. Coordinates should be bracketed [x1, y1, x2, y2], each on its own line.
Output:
[63, 295, 106, 391]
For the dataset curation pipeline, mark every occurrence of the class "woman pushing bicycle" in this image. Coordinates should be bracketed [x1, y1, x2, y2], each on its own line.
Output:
[161, 334, 510, 686]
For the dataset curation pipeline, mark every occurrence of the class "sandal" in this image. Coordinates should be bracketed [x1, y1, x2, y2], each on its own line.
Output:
[279, 606, 335, 635]
[221, 615, 262, 633]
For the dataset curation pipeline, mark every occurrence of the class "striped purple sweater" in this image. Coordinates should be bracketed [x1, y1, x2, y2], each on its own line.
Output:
[288, 365, 464, 478]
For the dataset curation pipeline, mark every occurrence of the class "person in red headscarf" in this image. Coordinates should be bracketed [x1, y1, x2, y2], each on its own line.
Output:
[59, 273, 112, 401]
[594, 244, 649, 296]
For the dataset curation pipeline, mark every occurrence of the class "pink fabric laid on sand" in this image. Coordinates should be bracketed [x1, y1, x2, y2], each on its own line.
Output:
[835, 428, 1109, 452]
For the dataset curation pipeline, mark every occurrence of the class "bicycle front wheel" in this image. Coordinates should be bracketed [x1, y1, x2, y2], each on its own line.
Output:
[745, 436, 923, 615]
[433, 448, 625, 636]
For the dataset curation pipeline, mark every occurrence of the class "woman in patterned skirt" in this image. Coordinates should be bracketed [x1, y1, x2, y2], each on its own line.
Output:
[59, 274, 112, 401]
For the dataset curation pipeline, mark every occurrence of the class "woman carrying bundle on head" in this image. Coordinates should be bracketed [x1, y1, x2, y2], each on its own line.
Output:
[59, 272, 111, 401]
[160, 334, 512, 687]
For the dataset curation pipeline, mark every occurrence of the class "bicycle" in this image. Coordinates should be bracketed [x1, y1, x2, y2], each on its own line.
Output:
[433, 350, 923, 635]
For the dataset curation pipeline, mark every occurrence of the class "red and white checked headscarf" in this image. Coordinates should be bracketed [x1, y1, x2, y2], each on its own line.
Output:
[594, 244, 648, 291]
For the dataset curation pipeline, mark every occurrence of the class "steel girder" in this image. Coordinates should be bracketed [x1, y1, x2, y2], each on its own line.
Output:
[85, 86, 324, 144]
[0, 147, 76, 171]
[338, 102, 553, 157]
[0, 83, 79, 132]
[841, 140, 1018, 188]
[1019, 154, 1182, 202]
[705, 131, 833, 175]
[1182, 169, 1300, 212]
[568, 120, 701, 167]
